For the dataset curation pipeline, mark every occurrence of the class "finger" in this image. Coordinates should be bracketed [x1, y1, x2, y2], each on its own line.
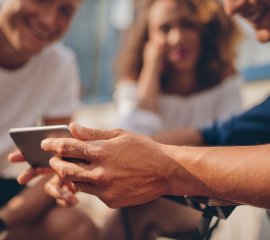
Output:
[49, 157, 96, 183]
[44, 179, 78, 206]
[56, 199, 72, 207]
[17, 168, 52, 184]
[69, 122, 121, 141]
[41, 138, 98, 162]
[8, 150, 25, 163]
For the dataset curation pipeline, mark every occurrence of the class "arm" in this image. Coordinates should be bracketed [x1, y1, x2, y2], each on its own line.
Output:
[164, 144, 270, 208]
[40, 123, 270, 209]
[137, 40, 165, 112]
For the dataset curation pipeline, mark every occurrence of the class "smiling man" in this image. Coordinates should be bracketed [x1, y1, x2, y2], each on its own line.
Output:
[0, 0, 99, 240]
[223, 0, 270, 42]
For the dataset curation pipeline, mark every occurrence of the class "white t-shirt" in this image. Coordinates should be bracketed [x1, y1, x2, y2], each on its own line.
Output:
[115, 75, 243, 135]
[0, 43, 80, 178]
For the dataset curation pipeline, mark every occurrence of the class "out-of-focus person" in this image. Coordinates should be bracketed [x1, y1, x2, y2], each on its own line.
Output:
[114, 0, 243, 136]
[0, 0, 98, 239]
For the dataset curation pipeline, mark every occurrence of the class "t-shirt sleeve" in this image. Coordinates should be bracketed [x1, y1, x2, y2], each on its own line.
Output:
[201, 96, 270, 146]
[114, 81, 163, 135]
[45, 53, 81, 118]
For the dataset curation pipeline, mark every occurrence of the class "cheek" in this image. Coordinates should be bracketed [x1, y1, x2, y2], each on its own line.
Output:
[56, 18, 72, 38]
[187, 33, 201, 60]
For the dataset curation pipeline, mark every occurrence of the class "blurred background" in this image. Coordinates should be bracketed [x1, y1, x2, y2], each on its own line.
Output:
[63, 0, 270, 107]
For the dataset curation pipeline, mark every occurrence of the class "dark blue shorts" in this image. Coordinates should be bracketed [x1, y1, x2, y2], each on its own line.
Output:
[0, 178, 25, 207]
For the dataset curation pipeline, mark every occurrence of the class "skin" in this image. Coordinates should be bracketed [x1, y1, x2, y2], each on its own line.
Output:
[224, 0, 270, 42]
[0, 0, 81, 69]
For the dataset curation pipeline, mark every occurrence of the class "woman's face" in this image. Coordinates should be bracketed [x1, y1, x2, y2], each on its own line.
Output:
[0, 0, 80, 55]
[148, 0, 201, 72]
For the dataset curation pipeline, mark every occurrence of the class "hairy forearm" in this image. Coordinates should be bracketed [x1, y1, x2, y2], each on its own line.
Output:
[163, 144, 270, 208]
[153, 128, 204, 146]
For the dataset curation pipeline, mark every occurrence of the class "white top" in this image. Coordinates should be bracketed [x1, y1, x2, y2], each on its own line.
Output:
[115, 75, 243, 135]
[0, 43, 80, 178]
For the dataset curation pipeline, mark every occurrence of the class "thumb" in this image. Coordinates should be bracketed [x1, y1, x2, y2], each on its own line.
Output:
[69, 122, 121, 141]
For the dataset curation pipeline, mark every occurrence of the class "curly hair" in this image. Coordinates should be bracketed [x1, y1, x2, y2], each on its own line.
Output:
[115, 0, 242, 91]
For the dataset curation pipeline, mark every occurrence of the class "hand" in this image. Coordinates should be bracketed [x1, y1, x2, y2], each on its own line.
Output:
[143, 38, 166, 74]
[44, 174, 78, 207]
[41, 123, 175, 208]
[8, 150, 52, 184]
[9, 150, 78, 206]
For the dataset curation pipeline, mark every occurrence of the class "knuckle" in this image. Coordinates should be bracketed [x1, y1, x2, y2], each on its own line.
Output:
[90, 129, 101, 139]
[91, 169, 108, 184]
[57, 142, 69, 155]
[58, 167, 70, 181]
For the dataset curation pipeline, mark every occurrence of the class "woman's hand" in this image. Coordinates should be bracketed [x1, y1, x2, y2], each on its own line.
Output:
[143, 38, 166, 75]
[137, 39, 166, 112]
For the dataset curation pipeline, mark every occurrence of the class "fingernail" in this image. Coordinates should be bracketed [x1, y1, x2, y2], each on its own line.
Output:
[73, 123, 83, 133]
[41, 139, 49, 148]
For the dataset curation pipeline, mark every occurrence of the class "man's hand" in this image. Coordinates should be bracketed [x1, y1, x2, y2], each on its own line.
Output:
[41, 123, 176, 208]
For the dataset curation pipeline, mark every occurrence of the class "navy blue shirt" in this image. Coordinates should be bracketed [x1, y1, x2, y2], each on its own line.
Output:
[201, 96, 270, 146]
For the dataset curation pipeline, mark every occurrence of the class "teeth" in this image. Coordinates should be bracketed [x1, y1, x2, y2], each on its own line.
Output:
[243, 5, 266, 23]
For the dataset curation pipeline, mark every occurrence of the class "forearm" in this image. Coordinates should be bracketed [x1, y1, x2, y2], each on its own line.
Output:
[137, 65, 160, 112]
[153, 128, 204, 146]
[163, 144, 270, 208]
[0, 175, 55, 228]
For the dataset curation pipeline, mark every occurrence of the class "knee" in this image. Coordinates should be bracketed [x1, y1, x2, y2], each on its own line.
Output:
[44, 207, 99, 240]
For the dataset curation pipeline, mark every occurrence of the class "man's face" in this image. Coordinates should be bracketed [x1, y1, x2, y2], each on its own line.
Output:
[0, 0, 80, 56]
[224, 0, 270, 42]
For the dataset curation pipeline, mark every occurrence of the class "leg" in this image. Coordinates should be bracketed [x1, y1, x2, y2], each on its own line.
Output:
[7, 206, 99, 240]
[101, 198, 201, 240]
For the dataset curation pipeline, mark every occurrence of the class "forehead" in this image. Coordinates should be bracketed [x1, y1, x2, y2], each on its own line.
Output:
[148, 0, 192, 24]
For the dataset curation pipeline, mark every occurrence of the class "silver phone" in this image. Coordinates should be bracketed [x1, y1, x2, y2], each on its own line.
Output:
[9, 125, 73, 168]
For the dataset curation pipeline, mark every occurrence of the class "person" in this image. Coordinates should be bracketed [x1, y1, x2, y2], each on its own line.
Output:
[112, 0, 244, 238]
[0, 0, 98, 239]
[115, 0, 243, 136]
[9, 0, 270, 235]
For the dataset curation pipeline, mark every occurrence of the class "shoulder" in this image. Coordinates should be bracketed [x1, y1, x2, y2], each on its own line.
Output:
[219, 74, 243, 92]
[39, 42, 77, 67]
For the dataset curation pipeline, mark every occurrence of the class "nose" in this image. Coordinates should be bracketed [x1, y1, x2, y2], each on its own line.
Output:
[39, 8, 58, 30]
[168, 28, 182, 46]
[223, 0, 247, 15]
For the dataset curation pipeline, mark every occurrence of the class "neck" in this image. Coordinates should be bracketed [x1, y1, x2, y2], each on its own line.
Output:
[0, 30, 30, 70]
[164, 68, 198, 96]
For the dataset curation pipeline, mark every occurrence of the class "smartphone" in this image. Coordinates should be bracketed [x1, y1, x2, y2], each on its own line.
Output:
[9, 125, 73, 168]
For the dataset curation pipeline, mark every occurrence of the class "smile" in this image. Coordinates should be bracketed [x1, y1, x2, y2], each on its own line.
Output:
[26, 20, 55, 41]
[241, 4, 268, 24]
